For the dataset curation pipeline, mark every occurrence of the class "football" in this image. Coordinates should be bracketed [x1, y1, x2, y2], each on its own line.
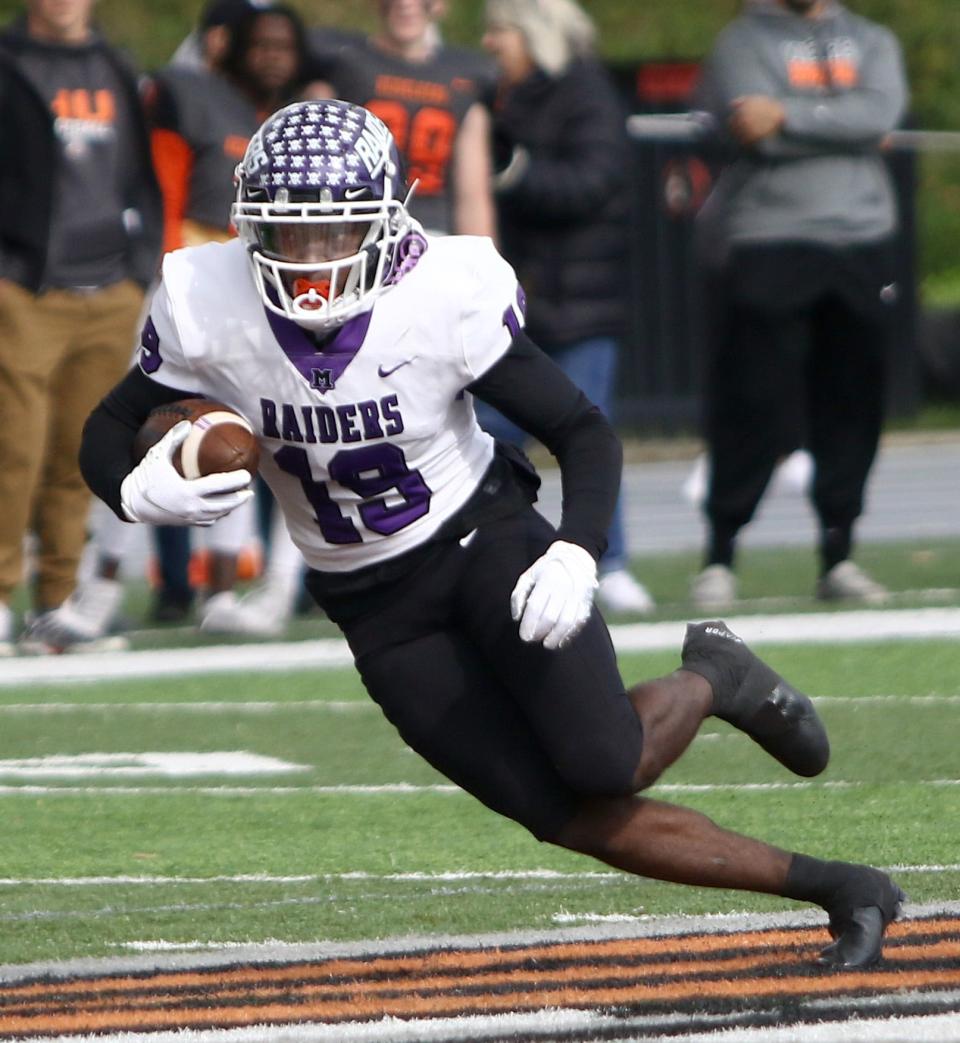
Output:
[133, 399, 260, 480]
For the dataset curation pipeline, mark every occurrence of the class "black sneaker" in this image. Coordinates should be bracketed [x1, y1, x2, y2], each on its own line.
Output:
[150, 591, 194, 624]
[681, 620, 830, 777]
[817, 865, 906, 969]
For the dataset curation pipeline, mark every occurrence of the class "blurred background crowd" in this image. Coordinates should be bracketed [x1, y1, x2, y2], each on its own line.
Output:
[0, 0, 957, 655]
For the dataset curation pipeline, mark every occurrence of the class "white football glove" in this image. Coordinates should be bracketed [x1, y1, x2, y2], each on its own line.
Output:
[120, 421, 254, 527]
[510, 540, 598, 651]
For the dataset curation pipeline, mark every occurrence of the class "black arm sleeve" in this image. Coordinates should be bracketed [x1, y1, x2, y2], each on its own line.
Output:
[467, 332, 623, 560]
[79, 366, 200, 519]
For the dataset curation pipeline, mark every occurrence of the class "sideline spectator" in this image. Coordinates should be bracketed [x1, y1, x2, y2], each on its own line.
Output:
[163, 2, 313, 637]
[0, 0, 161, 655]
[151, 4, 310, 254]
[474, 0, 654, 616]
[80, 2, 313, 639]
[311, 0, 496, 237]
[72, 0, 276, 632]
[169, 0, 275, 72]
[690, 0, 908, 610]
[155, 0, 282, 626]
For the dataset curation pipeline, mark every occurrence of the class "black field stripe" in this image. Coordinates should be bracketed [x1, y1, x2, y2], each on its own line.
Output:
[0, 945, 816, 1016]
[2, 915, 959, 1040]
[12, 914, 956, 998]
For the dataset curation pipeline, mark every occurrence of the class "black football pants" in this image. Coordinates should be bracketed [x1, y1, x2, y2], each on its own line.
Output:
[317, 506, 644, 841]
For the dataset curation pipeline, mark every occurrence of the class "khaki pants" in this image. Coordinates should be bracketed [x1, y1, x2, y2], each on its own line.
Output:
[0, 278, 143, 609]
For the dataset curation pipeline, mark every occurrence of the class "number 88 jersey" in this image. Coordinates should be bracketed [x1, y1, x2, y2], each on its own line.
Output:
[139, 233, 525, 574]
[324, 37, 495, 234]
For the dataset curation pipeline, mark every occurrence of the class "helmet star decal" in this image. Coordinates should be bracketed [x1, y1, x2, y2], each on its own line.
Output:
[232, 100, 427, 332]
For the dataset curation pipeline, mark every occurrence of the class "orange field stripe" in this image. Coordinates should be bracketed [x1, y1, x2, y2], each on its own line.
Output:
[4, 916, 959, 1039]
[0, 930, 818, 999]
[0, 945, 820, 1016]
[4, 914, 957, 1003]
[5, 945, 960, 1035]
[5, 962, 960, 1037]
[885, 915, 960, 938]
[0, 924, 875, 1000]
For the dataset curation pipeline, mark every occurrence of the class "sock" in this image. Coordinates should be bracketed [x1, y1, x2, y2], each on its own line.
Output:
[820, 525, 852, 574]
[706, 525, 738, 568]
[781, 852, 837, 904]
[680, 621, 749, 718]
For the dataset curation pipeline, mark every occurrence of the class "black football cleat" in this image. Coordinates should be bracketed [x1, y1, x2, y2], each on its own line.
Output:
[816, 865, 906, 969]
[681, 620, 830, 776]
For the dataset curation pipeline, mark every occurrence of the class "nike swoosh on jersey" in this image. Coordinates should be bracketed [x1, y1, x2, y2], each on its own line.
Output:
[378, 357, 417, 378]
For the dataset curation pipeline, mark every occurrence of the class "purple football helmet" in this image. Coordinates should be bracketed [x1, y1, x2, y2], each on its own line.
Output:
[232, 99, 417, 331]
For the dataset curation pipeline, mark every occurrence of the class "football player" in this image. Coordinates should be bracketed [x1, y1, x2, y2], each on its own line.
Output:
[80, 99, 902, 969]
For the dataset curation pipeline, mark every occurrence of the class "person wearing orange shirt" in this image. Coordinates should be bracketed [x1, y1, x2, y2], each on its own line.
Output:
[311, 0, 496, 238]
[146, 4, 311, 634]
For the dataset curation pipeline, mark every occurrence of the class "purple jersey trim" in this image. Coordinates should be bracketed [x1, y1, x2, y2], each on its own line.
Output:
[265, 303, 373, 391]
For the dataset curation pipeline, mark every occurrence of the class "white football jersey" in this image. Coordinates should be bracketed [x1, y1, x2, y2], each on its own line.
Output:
[139, 235, 525, 572]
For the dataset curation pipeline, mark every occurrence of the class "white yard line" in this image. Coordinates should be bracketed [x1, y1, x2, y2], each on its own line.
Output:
[22, 1009, 960, 1043]
[1, 694, 958, 712]
[2, 606, 960, 687]
[0, 778, 957, 798]
[0, 870, 623, 886]
[0, 700, 373, 712]
[1, 864, 957, 888]
[0, 782, 462, 796]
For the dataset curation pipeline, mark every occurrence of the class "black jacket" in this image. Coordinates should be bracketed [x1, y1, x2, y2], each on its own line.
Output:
[491, 59, 630, 350]
[0, 21, 162, 291]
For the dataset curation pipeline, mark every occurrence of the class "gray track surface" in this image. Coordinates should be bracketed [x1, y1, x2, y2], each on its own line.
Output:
[536, 435, 960, 555]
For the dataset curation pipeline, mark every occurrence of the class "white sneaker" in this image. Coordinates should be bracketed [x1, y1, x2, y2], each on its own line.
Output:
[200, 589, 288, 637]
[0, 602, 14, 657]
[816, 561, 890, 605]
[597, 570, 656, 615]
[18, 605, 129, 656]
[681, 454, 708, 507]
[52, 577, 124, 639]
[243, 580, 298, 621]
[771, 449, 814, 497]
[691, 564, 737, 610]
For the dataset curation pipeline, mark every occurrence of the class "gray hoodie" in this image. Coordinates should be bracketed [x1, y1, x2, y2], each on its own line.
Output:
[695, 0, 908, 262]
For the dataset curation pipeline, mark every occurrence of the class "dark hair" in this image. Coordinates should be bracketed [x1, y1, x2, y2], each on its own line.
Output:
[220, 4, 309, 93]
[199, 0, 273, 31]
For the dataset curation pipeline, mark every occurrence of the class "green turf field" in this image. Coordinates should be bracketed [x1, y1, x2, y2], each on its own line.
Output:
[1, 624, 959, 968]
